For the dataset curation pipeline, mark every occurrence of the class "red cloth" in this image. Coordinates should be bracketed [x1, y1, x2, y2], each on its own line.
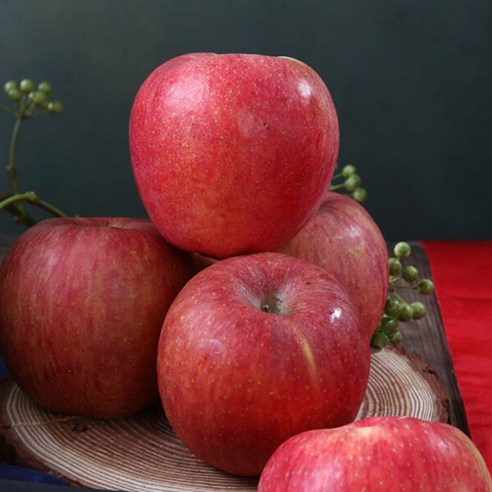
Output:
[422, 241, 492, 472]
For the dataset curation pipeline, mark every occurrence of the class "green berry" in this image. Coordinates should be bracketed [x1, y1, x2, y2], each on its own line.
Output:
[7, 88, 21, 101]
[381, 316, 398, 335]
[345, 174, 361, 192]
[341, 164, 357, 178]
[352, 187, 368, 202]
[30, 90, 48, 106]
[37, 81, 52, 95]
[418, 279, 434, 295]
[389, 258, 402, 276]
[397, 303, 414, 322]
[410, 301, 427, 320]
[394, 242, 412, 259]
[20, 79, 35, 93]
[371, 331, 390, 350]
[47, 100, 63, 114]
[402, 265, 419, 282]
[4, 80, 18, 93]
[384, 297, 402, 317]
[389, 331, 403, 344]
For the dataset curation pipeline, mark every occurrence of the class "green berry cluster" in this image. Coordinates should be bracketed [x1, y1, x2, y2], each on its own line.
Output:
[3, 79, 62, 118]
[371, 242, 435, 349]
[1, 78, 67, 226]
[329, 164, 368, 202]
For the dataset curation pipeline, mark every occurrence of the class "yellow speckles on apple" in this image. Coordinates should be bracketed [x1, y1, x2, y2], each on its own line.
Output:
[245, 387, 253, 402]
[347, 242, 365, 257]
[356, 427, 380, 440]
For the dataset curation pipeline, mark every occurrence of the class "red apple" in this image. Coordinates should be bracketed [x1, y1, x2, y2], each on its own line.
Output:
[278, 191, 388, 339]
[0, 217, 196, 418]
[157, 252, 370, 476]
[129, 53, 339, 258]
[259, 416, 492, 491]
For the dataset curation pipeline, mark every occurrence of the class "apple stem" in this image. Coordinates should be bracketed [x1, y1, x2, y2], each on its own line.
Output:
[260, 294, 283, 315]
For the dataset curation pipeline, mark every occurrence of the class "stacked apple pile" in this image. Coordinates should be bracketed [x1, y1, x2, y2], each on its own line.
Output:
[0, 54, 490, 489]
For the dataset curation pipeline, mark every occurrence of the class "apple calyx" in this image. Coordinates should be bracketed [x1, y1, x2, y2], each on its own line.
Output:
[260, 293, 284, 315]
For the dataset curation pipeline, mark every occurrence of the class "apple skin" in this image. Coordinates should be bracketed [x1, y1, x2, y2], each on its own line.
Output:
[0, 217, 196, 419]
[157, 252, 370, 476]
[258, 417, 492, 492]
[129, 53, 339, 259]
[278, 191, 389, 339]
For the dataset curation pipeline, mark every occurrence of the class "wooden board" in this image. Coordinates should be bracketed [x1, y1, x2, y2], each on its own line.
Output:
[0, 236, 468, 491]
[0, 346, 448, 492]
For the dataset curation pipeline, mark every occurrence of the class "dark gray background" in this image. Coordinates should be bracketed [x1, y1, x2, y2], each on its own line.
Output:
[1, 0, 490, 241]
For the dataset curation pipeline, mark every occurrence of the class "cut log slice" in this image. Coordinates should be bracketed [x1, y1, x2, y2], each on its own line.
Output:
[0, 345, 449, 491]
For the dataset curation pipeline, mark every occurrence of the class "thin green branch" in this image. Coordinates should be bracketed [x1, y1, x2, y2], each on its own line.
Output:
[7, 117, 23, 195]
[5, 112, 36, 225]
[329, 183, 346, 191]
[0, 191, 67, 220]
[0, 103, 15, 115]
[2, 78, 67, 227]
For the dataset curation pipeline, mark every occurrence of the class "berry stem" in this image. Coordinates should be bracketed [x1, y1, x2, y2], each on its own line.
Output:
[0, 191, 67, 220]
[5, 115, 34, 225]
[7, 116, 23, 194]
[371, 242, 434, 349]
[330, 172, 344, 181]
[2, 79, 68, 227]
[390, 290, 406, 304]
[390, 283, 418, 290]
[0, 103, 15, 115]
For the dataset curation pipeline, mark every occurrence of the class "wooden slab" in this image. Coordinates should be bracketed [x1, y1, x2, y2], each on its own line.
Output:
[0, 236, 467, 491]
[0, 345, 448, 492]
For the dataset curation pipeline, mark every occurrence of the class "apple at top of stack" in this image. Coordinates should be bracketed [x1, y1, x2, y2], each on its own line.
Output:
[129, 53, 339, 259]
